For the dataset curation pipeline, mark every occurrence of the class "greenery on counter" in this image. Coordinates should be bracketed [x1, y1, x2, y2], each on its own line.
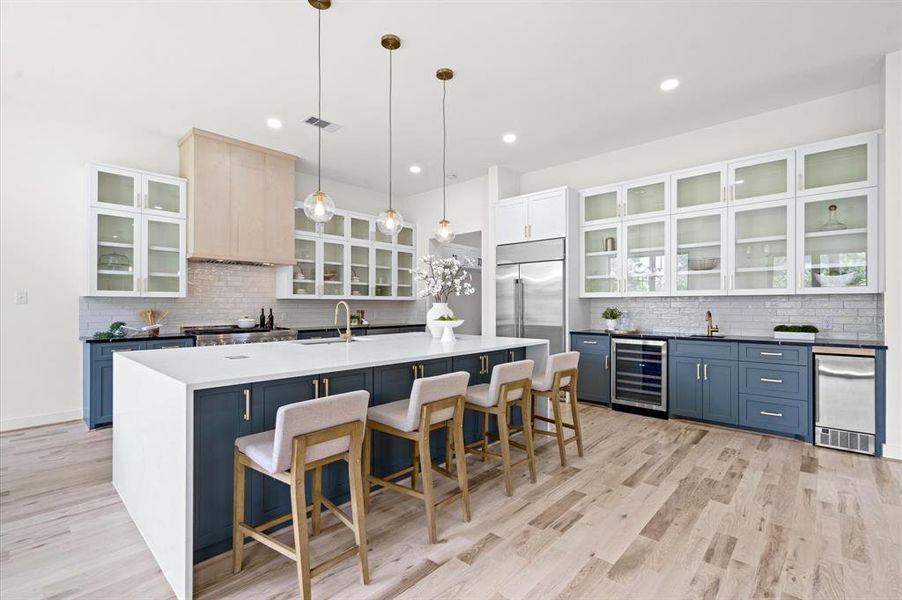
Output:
[435, 314, 459, 321]
[774, 324, 819, 333]
[602, 307, 623, 320]
[93, 321, 127, 340]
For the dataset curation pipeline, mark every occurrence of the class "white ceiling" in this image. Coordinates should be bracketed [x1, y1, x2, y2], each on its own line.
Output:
[2, 1, 900, 196]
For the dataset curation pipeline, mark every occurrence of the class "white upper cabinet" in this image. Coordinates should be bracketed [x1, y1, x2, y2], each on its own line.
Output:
[142, 174, 187, 218]
[495, 188, 569, 245]
[623, 176, 669, 219]
[142, 215, 187, 297]
[728, 199, 794, 296]
[581, 224, 622, 297]
[728, 150, 794, 204]
[796, 132, 878, 196]
[796, 189, 878, 294]
[90, 208, 142, 296]
[624, 216, 670, 296]
[581, 185, 621, 225]
[671, 208, 727, 296]
[91, 164, 186, 218]
[671, 164, 727, 213]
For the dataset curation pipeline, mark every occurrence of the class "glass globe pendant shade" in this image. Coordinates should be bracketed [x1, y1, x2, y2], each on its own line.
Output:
[303, 190, 335, 223]
[376, 207, 404, 236]
[435, 218, 455, 244]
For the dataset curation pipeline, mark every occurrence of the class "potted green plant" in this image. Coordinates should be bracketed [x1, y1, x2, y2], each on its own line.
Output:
[773, 324, 819, 342]
[602, 307, 623, 331]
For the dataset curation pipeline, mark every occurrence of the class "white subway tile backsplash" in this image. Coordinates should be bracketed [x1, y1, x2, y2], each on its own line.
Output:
[80, 262, 426, 337]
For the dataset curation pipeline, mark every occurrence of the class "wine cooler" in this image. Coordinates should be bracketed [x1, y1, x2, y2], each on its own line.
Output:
[611, 338, 668, 412]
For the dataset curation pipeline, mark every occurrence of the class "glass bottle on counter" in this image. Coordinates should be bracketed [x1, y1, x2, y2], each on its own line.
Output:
[259, 308, 266, 329]
[266, 308, 274, 330]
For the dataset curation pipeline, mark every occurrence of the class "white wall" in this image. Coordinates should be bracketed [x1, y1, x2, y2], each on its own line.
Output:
[881, 51, 901, 460]
[0, 97, 393, 431]
[520, 85, 883, 193]
[296, 172, 388, 215]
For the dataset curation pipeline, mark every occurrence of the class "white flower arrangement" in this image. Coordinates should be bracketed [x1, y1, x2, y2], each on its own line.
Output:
[413, 255, 476, 303]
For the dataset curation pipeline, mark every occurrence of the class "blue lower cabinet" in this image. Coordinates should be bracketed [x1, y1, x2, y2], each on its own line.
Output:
[372, 362, 423, 478]
[318, 369, 373, 502]
[452, 354, 485, 444]
[739, 394, 809, 438]
[571, 334, 611, 405]
[739, 363, 808, 401]
[83, 338, 193, 429]
[669, 356, 703, 419]
[702, 359, 739, 426]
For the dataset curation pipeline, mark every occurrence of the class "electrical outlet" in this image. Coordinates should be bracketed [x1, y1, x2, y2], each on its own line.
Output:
[15, 289, 27, 304]
[823, 317, 833, 330]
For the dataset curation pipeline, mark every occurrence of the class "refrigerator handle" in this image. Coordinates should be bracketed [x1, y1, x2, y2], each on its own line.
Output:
[515, 278, 524, 337]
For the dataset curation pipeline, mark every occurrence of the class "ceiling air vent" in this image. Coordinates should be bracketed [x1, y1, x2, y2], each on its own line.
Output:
[304, 116, 342, 132]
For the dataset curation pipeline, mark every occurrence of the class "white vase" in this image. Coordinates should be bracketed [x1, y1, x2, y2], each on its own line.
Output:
[605, 319, 619, 330]
[427, 302, 454, 338]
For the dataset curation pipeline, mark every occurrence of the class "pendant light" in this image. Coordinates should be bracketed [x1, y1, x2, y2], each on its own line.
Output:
[302, 0, 336, 223]
[376, 34, 404, 237]
[434, 67, 455, 244]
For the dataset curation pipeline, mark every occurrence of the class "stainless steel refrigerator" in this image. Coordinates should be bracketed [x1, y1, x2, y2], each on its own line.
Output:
[496, 238, 566, 355]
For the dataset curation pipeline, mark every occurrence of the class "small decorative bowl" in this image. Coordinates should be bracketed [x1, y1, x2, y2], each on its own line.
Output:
[688, 257, 720, 271]
[814, 272, 856, 287]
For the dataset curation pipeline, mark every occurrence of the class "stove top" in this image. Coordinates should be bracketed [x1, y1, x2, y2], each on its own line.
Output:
[182, 325, 296, 346]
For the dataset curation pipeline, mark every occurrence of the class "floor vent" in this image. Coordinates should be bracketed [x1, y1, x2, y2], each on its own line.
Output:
[816, 426, 874, 455]
[304, 116, 342, 132]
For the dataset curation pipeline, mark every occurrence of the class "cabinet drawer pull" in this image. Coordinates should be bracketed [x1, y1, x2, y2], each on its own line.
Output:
[760, 377, 783, 384]
[605, 354, 610, 370]
[314, 379, 319, 398]
[703, 364, 708, 381]
[760, 351, 783, 357]
[696, 362, 701, 380]
[412, 365, 418, 379]
[581, 340, 598, 345]
[323, 377, 330, 396]
[160, 345, 182, 349]
[243, 389, 251, 421]
[509, 350, 515, 362]
[760, 410, 783, 418]
[419, 365, 425, 378]
[111, 348, 133, 353]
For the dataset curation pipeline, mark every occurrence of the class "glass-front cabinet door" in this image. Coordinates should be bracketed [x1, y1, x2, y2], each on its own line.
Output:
[624, 217, 669, 296]
[672, 210, 726, 295]
[581, 185, 620, 225]
[91, 165, 141, 212]
[293, 203, 318, 235]
[321, 241, 346, 296]
[797, 189, 877, 294]
[92, 209, 140, 295]
[671, 164, 726, 213]
[396, 250, 414, 297]
[142, 175, 186, 218]
[623, 177, 669, 219]
[729, 200, 793, 295]
[349, 215, 372, 242]
[349, 244, 372, 298]
[728, 151, 794, 204]
[582, 225, 621, 296]
[374, 248, 394, 297]
[797, 133, 877, 196]
[142, 216, 186, 296]
[397, 225, 415, 248]
[321, 212, 346, 238]
[291, 237, 318, 296]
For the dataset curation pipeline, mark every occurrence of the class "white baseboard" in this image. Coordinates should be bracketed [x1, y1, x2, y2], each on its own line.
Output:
[882, 442, 902, 461]
[0, 409, 82, 433]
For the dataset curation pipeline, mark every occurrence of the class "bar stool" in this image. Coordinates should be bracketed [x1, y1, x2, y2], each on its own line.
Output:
[530, 351, 583, 467]
[232, 390, 370, 600]
[464, 360, 537, 496]
[363, 371, 470, 544]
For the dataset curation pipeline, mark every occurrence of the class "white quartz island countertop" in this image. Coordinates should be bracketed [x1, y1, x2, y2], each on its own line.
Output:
[112, 333, 549, 600]
[119, 332, 549, 390]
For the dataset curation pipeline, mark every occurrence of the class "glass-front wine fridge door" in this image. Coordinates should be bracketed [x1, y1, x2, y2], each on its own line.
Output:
[624, 217, 669, 296]
[92, 209, 140, 295]
[729, 199, 793, 295]
[611, 339, 667, 412]
[672, 209, 725, 295]
[797, 189, 877, 294]
[582, 225, 621, 296]
[142, 216, 185, 296]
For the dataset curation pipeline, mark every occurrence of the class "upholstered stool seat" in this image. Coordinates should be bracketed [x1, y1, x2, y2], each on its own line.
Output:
[232, 390, 370, 600]
[363, 371, 471, 544]
[530, 351, 584, 467]
[463, 360, 537, 496]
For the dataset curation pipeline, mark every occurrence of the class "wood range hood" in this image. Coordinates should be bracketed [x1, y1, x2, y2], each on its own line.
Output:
[178, 128, 297, 266]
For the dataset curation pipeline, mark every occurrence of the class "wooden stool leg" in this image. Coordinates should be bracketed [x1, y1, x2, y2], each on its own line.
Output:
[231, 448, 245, 574]
[418, 432, 438, 543]
[290, 466, 312, 600]
[362, 426, 372, 513]
[550, 388, 567, 467]
[453, 406, 471, 522]
[521, 396, 538, 483]
[347, 434, 370, 585]
[480, 412, 489, 461]
[312, 465, 323, 535]
[530, 392, 537, 442]
[496, 405, 514, 496]
[445, 423, 454, 473]
[568, 385, 585, 457]
[411, 439, 419, 491]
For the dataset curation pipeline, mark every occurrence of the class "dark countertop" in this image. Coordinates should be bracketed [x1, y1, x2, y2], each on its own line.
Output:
[290, 322, 426, 332]
[82, 333, 194, 344]
[570, 329, 887, 350]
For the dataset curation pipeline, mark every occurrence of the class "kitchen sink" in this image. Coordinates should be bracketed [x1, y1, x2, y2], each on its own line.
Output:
[293, 337, 371, 345]
[689, 334, 726, 338]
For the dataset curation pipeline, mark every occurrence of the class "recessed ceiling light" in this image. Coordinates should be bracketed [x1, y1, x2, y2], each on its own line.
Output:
[266, 117, 283, 129]
[502, 133, 517, 144]
[409, 165, 422, 174]
[659, 78, 680, 91]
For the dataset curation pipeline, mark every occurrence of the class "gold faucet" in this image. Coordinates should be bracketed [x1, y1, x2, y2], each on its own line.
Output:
[334, 301, 352, 342]
[705, 310, 719, 337]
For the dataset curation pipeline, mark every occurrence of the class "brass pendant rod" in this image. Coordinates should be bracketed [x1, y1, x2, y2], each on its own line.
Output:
[317, 7, 322, 192]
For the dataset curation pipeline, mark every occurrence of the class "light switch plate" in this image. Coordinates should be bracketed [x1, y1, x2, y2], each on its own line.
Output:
[15, 289, 27, 304]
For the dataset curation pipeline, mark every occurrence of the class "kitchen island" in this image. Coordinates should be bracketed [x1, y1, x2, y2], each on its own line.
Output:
[112, 333, 548, 600]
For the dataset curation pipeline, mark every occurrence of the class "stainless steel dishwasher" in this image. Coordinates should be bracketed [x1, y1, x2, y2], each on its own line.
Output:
[814, 346, 876, 455]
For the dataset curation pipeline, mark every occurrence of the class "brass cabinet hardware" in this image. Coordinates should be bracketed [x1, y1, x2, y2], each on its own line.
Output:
[243, 389, 251, 421]
[412, 364, 418, 379]
[419, 365, 424, 378]
[323, 377, 330, 396]
[797, 173, 803, 191]
[314, 379, 320, 398]
[509, 350, 515, 362]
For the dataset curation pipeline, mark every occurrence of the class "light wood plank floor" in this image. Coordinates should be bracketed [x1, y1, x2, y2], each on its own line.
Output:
[2, 405, 901, 599]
